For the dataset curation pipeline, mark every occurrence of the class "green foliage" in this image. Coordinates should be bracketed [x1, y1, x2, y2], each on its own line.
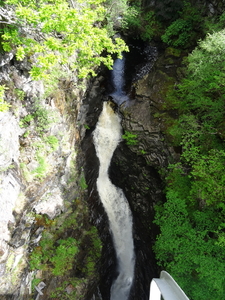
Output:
[19, 114, 34, 128]
[30, 211, 102, 282]
[23, 130, 30, 138]
[3, 0, 128, 82]
[122, 130, 137, 146]
[15, 88, 25, 101]
[202, 11, 225, 34]
[50, 237, 79, 276]
[154, 189, 225, 300]
[105, 0, 143, 35]
[139, 10, 162, 41]
[79, 175, 88, 190]
[32, 152, 48, 179]
[161, 2, 200, 48]
[121, 4, 141, 30]
[139, 149, 147, 155]
[161, 18, 193, 47]
[44, 135, 59, 151]
[31, 278, 42, 292]
[82, 227, 102, 277]
[187, 149, 225, 209]
[0, 85, 10, 112]
[34, 102, 54, 134]
[155, 27, 225, 300]
[105, 0, 130, 33]
[19, 101, 54, 134]
[49, 279, 82, 299]
[177, 29, 225, 130]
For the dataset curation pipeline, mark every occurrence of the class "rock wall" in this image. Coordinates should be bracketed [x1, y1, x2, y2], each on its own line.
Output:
[0, 52, 100, 299]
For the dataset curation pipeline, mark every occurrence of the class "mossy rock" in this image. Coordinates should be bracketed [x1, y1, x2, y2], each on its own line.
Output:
[165, 47, 182, 57]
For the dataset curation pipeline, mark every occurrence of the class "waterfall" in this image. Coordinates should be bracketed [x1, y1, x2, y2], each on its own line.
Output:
[112, 57, 125, 94]
[93, 101, 135, 300]
[109, 56, 129, 105]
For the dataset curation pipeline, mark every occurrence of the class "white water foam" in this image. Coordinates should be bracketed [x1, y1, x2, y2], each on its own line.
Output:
[93, 102, 135, 300]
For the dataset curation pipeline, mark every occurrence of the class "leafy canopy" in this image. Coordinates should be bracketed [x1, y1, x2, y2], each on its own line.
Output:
[154, 188, 225, 300]
[155, 28, 225, 300]
[3, 0, 128, 80]
[178, 29, 225, 129]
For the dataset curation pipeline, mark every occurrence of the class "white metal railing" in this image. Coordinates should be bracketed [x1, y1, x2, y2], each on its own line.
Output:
[149, 271, 190, 300]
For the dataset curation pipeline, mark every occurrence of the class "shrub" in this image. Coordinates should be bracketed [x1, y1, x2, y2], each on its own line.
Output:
[161, 2, 201, 48]
[161, 18, 193, 47]
[140, 10, 162, 41]
[122, 130, 138, 146]
[0, 85, 10, 112]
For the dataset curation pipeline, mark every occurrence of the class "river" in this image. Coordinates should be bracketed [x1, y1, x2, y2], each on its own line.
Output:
[93, 57, 135, 300]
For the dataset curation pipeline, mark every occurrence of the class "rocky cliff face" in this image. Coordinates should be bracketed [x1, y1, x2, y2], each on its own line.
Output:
[0, 52, 101, 299]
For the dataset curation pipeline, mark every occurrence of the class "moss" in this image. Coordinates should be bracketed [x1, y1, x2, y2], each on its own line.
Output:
[6, 253, 15, 271]
[79, 175, 88, 190]
[165, 47, 182, 57]
[44, 135, 59, 151]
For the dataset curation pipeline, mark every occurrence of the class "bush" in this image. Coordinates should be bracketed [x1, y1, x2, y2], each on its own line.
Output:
[140, 10, 162, 41]
[161, 2, 201, 48]
[154, 175, 225, 300]
[161, 18, 193, 47]
[122, 130, 138, 146]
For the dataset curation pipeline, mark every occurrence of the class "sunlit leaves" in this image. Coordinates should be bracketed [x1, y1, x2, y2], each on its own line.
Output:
[0, 85, 10, 112]
[3, 0, 128, 80]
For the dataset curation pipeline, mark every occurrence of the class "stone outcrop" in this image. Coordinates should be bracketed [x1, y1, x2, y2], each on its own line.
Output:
[0, 52, 99, 299]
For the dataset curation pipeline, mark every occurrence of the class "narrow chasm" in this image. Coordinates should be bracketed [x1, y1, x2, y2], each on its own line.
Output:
[82, 39, 164, 300]
[109, 142, 162, 300]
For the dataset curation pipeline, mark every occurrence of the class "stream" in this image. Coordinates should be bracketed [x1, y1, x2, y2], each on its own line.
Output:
[93, 56, 135, 300]
[93, 101, 135, 300]
[83, 40, 161, 300]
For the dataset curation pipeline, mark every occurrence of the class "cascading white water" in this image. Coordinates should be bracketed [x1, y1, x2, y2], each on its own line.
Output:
[93, 102, 135, 300]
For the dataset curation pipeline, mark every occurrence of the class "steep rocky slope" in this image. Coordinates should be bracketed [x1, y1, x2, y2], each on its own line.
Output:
[0, 52, 102, 299]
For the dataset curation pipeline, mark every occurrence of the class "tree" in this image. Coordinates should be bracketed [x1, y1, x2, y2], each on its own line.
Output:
[154, 179, 225, 300]
[1, 0, 128, 83]
[177, 29, 225, 129]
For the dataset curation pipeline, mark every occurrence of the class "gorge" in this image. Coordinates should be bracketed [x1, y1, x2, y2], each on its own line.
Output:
[0, 34, 175, 299]
[1, 1, 225, 299]
[82, 42, 166, 300]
